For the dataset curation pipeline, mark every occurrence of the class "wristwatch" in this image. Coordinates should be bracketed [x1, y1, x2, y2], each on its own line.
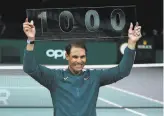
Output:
[27, 39, 35, 44]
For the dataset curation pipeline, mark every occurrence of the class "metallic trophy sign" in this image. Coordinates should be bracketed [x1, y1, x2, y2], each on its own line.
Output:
[26, 5, 136, 40]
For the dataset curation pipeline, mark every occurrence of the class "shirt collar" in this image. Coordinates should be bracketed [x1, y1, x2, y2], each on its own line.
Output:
[66, 67, 85, 76]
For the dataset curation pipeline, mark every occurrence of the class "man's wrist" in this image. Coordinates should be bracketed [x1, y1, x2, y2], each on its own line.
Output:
[26, 38, 35, 51]
[27, 39, 35, 44]
[127, 39, 136, 50]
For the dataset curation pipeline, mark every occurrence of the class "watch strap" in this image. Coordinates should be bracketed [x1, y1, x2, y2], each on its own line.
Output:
[27, 39, 35, 44]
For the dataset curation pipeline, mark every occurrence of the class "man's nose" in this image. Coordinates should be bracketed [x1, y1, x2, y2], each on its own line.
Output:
[77, 57, 82, 63]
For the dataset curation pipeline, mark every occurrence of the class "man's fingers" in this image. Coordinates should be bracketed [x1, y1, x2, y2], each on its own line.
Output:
[23, 22, 33, 26]
[129, 22, 133, 30]
[23, 22, 34, 28]
[23, 26, 31, 29]
[23, 25, 31, 29]
[24, 28, 30, 32]
[135, 26, 141, 31]
[134, 28, 142, 36]
[23, 18, 34, 27]
[134, 22, 140, 27]
[136, 26, 141, 29]
[135, 31, 141, 35]
[128, 22, 142, 37]
[30, 20, 34, 28]
[135, 28, 141, 33]
[30, 20, 34, 25]
[23, 23, 32, 32]
[134, 26, 141, 31]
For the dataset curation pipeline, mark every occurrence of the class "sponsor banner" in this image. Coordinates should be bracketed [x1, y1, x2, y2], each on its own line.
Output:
[26, 5, 136, 40]
[135, 38, 155, 63]
[0, 39, 117, 65]
[117, 37, 155, 63]
[34, 41, 117, 65]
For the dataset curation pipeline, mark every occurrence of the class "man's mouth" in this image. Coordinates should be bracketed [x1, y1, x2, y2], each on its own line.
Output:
[75, 64, 84, 68]
[75, 64, 82, 67]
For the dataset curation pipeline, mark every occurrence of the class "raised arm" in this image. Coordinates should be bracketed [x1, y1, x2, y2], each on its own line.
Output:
[99, 22, 142, 86]
[22, 18, 56, 91]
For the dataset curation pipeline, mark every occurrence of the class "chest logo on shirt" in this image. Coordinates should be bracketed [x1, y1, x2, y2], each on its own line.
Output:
[84, 76, 89, 80]
[64, 76, 69, 81]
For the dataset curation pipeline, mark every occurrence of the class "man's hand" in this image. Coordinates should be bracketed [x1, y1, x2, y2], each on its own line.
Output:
[128, 22, 142, 49]
[23, 18, 36, 40]
[23, 18, 36, 51]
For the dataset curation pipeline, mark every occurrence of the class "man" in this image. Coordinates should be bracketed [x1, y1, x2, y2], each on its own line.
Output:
[23, 18, 142, 116]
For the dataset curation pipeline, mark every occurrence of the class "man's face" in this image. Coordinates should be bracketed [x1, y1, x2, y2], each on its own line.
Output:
[66, 46, 87, 74]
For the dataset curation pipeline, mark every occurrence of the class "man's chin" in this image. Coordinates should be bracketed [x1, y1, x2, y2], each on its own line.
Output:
[72, 70, 82, 75]
[75, 67, 84, 73]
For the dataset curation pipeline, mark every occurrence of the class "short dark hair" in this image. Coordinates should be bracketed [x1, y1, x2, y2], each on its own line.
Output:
[65, 40, 87, 55]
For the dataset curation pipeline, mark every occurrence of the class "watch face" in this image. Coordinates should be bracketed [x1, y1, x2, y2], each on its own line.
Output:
[30, 41, 35, 44]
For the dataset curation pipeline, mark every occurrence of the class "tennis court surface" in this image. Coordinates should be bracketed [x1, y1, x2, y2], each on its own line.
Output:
[0, 65, 163, 116]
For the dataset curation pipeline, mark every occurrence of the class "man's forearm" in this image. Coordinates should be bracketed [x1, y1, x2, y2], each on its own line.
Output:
[23, 43, 37, 74]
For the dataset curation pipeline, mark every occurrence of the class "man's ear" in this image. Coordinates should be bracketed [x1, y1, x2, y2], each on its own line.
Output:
[65, 52, 69, 60]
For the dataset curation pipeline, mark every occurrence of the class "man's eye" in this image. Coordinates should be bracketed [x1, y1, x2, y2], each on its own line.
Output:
[81, 56, 86, 58]
[73, 56, 78, 58]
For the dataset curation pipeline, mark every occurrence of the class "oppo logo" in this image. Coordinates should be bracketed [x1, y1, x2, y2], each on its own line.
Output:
[46, 49, 66, 59]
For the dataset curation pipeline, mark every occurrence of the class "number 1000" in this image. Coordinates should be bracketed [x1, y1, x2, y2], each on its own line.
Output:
[38, 9, 126, 33]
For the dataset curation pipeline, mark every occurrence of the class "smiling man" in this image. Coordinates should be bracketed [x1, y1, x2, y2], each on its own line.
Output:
[23, 18, 142, 116]
[65, 41, 87, 75]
